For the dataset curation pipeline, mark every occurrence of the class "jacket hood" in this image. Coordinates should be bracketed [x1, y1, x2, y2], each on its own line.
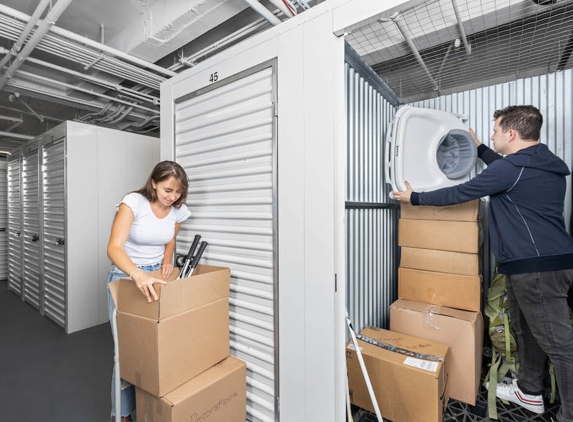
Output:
[505, 143, 570, 176]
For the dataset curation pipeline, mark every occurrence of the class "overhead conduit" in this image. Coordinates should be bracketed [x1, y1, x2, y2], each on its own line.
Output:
[0, 0, 73, 92]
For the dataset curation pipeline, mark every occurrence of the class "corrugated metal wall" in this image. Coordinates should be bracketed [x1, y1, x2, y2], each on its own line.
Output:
[345, 44, 402, 333]
[411, 69, 573, 286]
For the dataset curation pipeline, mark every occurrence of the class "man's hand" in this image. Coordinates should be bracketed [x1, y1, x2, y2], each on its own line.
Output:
[392, 181, 413, 203]
[469, 128, 481, 147]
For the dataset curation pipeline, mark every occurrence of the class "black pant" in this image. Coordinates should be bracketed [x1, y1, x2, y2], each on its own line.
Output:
[506, 270, 573, 422]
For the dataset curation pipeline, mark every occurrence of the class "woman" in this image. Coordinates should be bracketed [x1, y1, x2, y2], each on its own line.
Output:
[106, 160, 191, 422]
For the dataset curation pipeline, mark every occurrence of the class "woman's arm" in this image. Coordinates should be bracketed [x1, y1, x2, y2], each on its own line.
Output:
[107, 203, 166, 302]
[161, 222, 182, 278]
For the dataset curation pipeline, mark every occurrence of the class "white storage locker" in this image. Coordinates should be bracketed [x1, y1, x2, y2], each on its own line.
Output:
[7, 154, 23, 295]
[7, 121, 159, 333]
[0, 161, 8, 280]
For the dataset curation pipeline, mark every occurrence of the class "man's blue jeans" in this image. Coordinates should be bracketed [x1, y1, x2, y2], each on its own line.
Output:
[506, 269, 573, 422]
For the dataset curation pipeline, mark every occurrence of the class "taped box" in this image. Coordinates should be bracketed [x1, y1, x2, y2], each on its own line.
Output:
[399, 218, 481, 254]
[390, 299, 484, 405]
[398, 267, 482, 312]
[136, 356, 246, 422]
[346, 326, 449, 422]
[400, 247, 480, 276]
[109, 264, 230, 397]
[400, 199, 482, 222]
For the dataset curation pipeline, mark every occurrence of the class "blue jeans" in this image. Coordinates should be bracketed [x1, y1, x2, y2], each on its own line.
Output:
[107, 262, 161, 418]
[506, 270, 573, 422]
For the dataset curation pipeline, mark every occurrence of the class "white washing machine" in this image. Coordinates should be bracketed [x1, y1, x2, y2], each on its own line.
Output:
[385, 105, 477, 198]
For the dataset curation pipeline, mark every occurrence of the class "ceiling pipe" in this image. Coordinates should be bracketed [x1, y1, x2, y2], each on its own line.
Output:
[267, 0, 295, 17]
[0, 130, 34, 140]
[13, 69, 160, 114]
[0, 0, 73, 92]
[451, 0, 471, 55]
[0, 0, 51, 71]
[389, 13, 439, 91]
[0, 4, 176, 78]
[242, 0, 282, 25]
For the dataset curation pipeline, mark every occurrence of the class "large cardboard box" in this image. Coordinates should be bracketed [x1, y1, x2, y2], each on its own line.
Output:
[398, 219, 481, 253]
[390, 299, 484, 405]
[400, 247, 480, 276]
[136, 356, 247, 422]
[400, 199, 481, 221]
[346, 326, 449, 422]
[110, 264, 230, 397]
[398, 267, 481, 312]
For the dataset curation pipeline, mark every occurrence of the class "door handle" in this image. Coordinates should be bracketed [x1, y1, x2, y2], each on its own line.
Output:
[31, 234, 40, 242]
[55, 238, 65, 246]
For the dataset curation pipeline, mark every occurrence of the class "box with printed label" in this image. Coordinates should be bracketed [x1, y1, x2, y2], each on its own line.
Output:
[390, 299, 484, 405]
[400, 199, 481, 221]
[109, 264, 230, 397]
[398, 267, 482, 312]
[136, 356, 246, 422]
[346, 326, 449, 422]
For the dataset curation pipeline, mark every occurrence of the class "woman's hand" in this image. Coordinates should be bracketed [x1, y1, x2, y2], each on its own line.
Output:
[392, 181, 414, 203]
[161, 263, 174, 279]
[132, 270, 167, 303]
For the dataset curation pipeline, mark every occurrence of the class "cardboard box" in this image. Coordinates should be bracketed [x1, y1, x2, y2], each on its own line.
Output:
[400, 247, 480, 276]
[346, 326, 449, 422]
[390, 299, 484, 405]
[400, 199, 481, 221]
[398, 267, 481, 312]
[136, 356, 247, 422]
[399, 218, 481, 253]
[110, 264, 230, 397]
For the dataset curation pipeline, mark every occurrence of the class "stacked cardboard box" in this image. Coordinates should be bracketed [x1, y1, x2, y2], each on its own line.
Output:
[346, 326, 449, 422]
[392, 200, 484, 406]
[110, 264, 247, 422]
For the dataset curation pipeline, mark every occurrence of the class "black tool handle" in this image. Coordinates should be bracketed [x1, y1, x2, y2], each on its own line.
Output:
[179, 234, 201, 278]
[186, 241, 208, 277]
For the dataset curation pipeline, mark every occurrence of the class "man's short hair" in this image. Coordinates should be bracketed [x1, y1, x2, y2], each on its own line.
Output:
[493, 105, 543, 141]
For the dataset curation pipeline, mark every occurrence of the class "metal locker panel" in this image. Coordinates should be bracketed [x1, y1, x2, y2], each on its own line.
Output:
[0, 162, 7, 280]
[22, 147, 42, 311]
[7, 156, 22, 294]
[174, 63, 277, 422]
[41, 137, 66, 329]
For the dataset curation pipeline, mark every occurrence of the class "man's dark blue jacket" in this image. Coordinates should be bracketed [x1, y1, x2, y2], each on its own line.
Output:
[411, 143, 573, 274]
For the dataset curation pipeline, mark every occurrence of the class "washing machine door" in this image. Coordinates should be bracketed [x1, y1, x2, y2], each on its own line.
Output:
[385, 105, 476, 198]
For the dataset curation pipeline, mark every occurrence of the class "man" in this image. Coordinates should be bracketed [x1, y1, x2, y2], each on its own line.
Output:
[393, 105, 573, 421]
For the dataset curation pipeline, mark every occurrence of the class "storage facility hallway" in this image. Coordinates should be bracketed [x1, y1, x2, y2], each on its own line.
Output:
[0, 279, 114, 422]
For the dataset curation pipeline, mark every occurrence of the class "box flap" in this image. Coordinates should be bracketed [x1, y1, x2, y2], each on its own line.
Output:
[111, 268, 180, 320]
[158, 264, 231, 320]
[391, 299, 479, 324]
[112, 265, 230, 321]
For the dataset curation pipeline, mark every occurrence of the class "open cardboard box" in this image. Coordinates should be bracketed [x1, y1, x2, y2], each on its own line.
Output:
[390, 299, 484, 405]
[136, 356, 247, 422]
[346, 326, 449, 422]
[109, 264, 230, 397]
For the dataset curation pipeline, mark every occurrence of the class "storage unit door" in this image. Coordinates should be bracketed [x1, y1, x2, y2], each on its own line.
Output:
[7, 157, 23, 296]
[41, 138, 66, 329]
[174, 63, 277, 422]
[0, 162, 8, 280]
[22, 148, 42, 310]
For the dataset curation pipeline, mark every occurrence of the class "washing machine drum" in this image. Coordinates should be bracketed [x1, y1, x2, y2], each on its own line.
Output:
[385, 106, 477, 197]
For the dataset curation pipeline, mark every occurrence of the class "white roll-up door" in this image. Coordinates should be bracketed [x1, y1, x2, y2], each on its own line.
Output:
[22, 148, 42, 311]
[0, 161, 8, 280]
[7, 157, 22, 294]
[174, 62, 277, 422]
[42, 137, 66, 329]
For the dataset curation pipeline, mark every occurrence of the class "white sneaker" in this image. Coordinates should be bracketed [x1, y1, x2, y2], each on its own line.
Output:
[486, 379, 545, 414]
